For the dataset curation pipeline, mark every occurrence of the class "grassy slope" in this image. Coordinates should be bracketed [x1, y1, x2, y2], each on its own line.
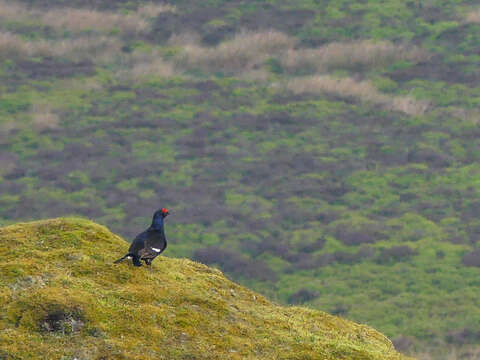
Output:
[0, 218, 409, 360]
[1, 0, 480, 358]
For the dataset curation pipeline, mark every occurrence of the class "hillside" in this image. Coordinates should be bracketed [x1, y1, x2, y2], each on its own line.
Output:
[0, 218, 409, 360]
[1, 0, 480, 358]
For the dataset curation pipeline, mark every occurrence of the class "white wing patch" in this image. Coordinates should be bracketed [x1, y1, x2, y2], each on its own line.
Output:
[151, 247, 162, 253]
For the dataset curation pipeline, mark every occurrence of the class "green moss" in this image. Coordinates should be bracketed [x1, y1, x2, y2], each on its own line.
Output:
[0, 218, 409, 360]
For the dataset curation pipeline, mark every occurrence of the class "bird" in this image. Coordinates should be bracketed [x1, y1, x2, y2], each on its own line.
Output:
[114, 207, 170, 266]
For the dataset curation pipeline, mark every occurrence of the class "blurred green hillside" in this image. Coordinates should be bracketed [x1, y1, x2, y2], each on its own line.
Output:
[1, 0, 480, 358]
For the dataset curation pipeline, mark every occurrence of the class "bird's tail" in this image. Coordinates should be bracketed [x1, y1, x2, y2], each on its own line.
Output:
[114, 253, 131, 264]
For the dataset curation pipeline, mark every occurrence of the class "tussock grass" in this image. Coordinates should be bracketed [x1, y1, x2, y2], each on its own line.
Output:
[0, 0, 29, 19]
[465, 8, 480, 23]
[286, 75, 430, 116]
[40, 8, 149, 35]
[177, 30, 295, 73]
[282, 40, 430, 72]
[174, 31, 428, 77]
[0, 1, 170, 35]
[0, 31, 122, 61]
[117, 51, 180, 82]
[0, 32, 24, 60]
[30, 104, 60, 132]
[137, 2, 176, 17]
[0, 218, 411, 360]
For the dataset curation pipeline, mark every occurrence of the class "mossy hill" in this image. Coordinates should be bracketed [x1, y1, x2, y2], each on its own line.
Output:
[0, 218, 409, 360]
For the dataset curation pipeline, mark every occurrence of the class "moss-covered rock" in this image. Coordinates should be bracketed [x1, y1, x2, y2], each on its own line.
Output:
[0, 218, 410, 359]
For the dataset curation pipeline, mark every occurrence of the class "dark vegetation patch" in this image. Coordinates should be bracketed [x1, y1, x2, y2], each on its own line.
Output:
[193, 246, 277, 282]
[334, 247, 377, 264]
[330, 303, 349, 316]
[388, 59, 480, 85]
[238, 7, 315, 35]
[15, 0, 138, 10]
[41, 308, 85, 334]
[298, 237, 326, 253]
[148, 3, 314, 45]
[392, 336, 415, 353]
[288, 288, 319, 304]
[407, 147, 453, 168]
[334, 222, 384, 246]
[462, 249, 480, 267]
[16, 58, 96, 79]
[435, 24, 480, 55]
[377, 246, 417, 264]
[149, 8, 227, 44]
[446, 328, 480, 345]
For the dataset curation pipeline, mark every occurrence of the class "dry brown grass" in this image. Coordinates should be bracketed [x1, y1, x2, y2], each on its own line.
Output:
[286, 75, 430, 116]
[0, 32, 26, 60]
[240, 68, 271, 81]
[0, 31, 122, 61]
[0, 1, 170, 35]
[172, 31, 428, 75]
[177, 30, 295, 73]
[30, 104, 60, 132]
[282, 40, 430, 72]
[137, 2, 176, 17]
[168, 32, 202, 46]
[0, 0, 29, 19]
[465, 8, 480, 23]
[41, 8, 149, 35]
[116, 51, 179, 82]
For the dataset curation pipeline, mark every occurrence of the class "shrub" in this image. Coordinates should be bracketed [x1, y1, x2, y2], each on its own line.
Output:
[332, 218, 384, 246]
[462, 249, 480, 267]
[287, 253, 316, 270]
[193, 246, 277, 281]
[334, 246, 376, 264]
[333, 251, 357, 264]
[314, 253, 335, 267]
[356, 246, 377, 260]
[330, 303, 349, 316]
[446, 328, 480, 345]
[392, 336, 415, 353]
[407, 147, 453, 168]
[288, 288, 319, 304]
[298, 237, 326, 253]
[377, 246, 417, 264]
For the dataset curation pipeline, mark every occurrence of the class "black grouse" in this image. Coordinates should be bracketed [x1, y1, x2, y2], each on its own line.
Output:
[114, 208, 169, 266]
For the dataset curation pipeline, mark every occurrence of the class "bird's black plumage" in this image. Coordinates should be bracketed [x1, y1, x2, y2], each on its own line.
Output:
[114, 208, 169, 266]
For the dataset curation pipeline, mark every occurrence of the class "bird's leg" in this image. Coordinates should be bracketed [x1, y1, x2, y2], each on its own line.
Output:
[132, 255, 142, 267]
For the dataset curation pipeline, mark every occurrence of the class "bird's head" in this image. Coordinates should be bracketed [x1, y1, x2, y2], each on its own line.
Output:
[151, 208, 169, 228]
[158, 207, 169, 218]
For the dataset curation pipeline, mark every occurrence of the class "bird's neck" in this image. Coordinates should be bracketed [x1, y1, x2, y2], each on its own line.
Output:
[151, 215, 164, 230]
